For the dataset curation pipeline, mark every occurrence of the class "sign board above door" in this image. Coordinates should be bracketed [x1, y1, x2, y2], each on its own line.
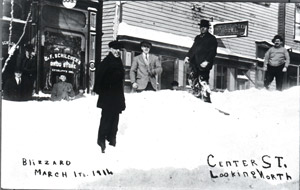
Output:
[212, 20, 248, 38]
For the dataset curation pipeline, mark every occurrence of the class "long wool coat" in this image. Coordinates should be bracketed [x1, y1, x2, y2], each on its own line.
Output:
[93, 52, 126, 113]
[186, 32, 218, 72]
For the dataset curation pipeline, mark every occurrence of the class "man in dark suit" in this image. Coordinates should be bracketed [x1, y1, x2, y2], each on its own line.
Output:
[3, 69, 32, 101]
[93, 41, 126, 153]
[130, 40, 162, 92]
[18, 44, 37, 95]
[184, 19, 218, 103]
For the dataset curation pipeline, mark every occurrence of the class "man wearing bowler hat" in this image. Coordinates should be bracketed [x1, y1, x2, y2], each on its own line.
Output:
[263, 34, 290, 91]
[130, 40, 162, 92]
[93, 40, 126, 153]
[184, 19, 218, 103]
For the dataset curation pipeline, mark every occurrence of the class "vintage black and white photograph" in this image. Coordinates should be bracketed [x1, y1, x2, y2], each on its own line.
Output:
[0, 0, 299, 189]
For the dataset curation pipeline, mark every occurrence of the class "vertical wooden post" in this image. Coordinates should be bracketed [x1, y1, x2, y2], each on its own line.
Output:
[95, 0, 103, 64]
[0, 0, 3, 188]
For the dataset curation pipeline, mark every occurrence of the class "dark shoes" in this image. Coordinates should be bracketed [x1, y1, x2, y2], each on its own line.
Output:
[203, 92, 212, 103]
[98, 140, 106, 153]
[108, 138, 116, 147]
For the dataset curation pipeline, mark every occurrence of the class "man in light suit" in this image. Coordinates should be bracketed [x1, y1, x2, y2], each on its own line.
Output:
[130, 40, 162, 92]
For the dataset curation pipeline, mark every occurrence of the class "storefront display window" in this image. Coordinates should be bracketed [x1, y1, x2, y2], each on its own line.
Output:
[42, 31, 84, 93]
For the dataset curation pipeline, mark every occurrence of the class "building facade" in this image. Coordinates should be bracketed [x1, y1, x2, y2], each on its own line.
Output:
[102, 2, 300, 92]
[1, 0, 103, 94]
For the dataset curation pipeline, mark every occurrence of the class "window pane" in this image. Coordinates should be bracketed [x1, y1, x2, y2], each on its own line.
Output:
[296, 7, 300, 23]
[295, 23, 300, 41]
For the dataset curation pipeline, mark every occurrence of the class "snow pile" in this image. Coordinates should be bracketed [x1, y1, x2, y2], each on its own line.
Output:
[1, 87, 299, 189]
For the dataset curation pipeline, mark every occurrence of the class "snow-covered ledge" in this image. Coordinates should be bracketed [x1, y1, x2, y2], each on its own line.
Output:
[117, 22, 193, 48]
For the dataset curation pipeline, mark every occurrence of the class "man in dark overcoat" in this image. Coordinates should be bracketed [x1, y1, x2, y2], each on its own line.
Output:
[184, 19, 218, 102]
[93, 40, 126, 153]
[18, 44, 37, 95]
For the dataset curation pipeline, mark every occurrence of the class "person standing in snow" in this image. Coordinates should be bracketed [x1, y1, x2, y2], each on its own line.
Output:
[263, 35, 290, 91]
[130, 40, 162, 92]
[184, 19, 218, 103]
[93, 41, 126, 153]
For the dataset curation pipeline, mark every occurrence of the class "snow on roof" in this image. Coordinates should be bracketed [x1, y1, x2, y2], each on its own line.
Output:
[118, 22, 194, 48]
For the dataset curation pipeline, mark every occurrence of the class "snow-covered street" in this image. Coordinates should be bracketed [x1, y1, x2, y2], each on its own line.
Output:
[1, 87, 299, 189]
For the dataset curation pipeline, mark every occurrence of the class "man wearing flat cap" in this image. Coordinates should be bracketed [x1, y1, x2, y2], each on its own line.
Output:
[130, 40, 162, 92]
[184, 19, 218, 103]
[93, 40, 126, 153]
[263, 34, 290, 91]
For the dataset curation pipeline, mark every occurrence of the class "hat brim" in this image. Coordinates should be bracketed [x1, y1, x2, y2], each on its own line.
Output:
[198, 24, 210, 27]
[140, 41, 152, 47]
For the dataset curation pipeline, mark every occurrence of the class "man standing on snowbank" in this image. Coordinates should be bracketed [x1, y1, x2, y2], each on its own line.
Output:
[264, 35, 290, 91]
[93, 41, 126, 153]
[130, 40, 162, 92]
[184, 19, 218, 103]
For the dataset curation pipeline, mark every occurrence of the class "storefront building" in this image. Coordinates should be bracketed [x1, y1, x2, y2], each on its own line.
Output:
[2, 0, 103, 94]
[102, 2, 300, 92]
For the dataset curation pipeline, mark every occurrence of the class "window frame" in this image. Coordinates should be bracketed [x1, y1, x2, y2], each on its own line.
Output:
[295, 4, 300, 41]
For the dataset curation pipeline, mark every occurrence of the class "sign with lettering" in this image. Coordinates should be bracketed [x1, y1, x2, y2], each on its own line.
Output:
[212, 20, 248, 38]
[42, 31, 83, 93]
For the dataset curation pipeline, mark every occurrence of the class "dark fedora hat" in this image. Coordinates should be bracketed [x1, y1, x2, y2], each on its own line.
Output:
[198, 19, 211, 27]
[272, 35, 283, 43]
[14, 67, 23, 73]
[140, 40, 152, 48]
[108, 40, 124, 49]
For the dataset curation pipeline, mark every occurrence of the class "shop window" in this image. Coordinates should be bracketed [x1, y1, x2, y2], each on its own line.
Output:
[90, 12, 97, 31]
[295, 4, 300, 41]
[161, 56, 176, 90]
[236, 69, 250, 90]
[3, 1, 22, 19]
[42, 5, 86, 29]
[42, 31, 84, 93]
[89, 33, 96, 62]
[216, 65, 227, 90]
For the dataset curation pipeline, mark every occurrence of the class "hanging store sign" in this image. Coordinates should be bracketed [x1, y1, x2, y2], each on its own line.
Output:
[212, 20, 248, 38]
[62, 0, 77, 9]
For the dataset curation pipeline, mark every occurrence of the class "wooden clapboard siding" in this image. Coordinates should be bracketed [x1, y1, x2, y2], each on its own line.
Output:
[122, 1, 199, 38]
[120, 2, 279, 59]
[285, 3, 300, 52]
[204, 2, 279, 58]
[102, 1, 116, 58]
